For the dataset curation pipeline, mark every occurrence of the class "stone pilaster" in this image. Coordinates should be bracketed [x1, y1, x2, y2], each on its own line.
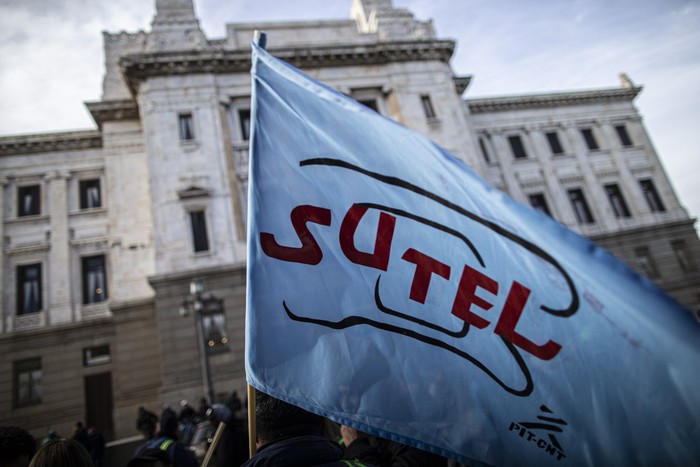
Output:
[490, 131, 526, 203]
[44, 170, 73, 324]
[564, 125, 611, 230]
[598, 123, 648, 216]
[0, 177, 6, 334]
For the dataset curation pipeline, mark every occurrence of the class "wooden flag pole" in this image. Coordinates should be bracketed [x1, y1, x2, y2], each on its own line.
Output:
[247, 384, 257, 457]
[247, 29, 264, 460]
[201, 421, 226, 467]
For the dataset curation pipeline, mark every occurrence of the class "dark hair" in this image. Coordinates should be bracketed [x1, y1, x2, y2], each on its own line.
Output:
[255, 391, 324, 445]
[28, 438, 95, 467]
[159, 407, 179, 439]
[0, 425, 37, 463]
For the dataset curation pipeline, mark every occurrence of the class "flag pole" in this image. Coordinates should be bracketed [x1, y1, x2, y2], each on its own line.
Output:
[201, 421, 226, 467]
[247, 384, 257, 457]
[248, 29, 267, 457]
[246, 29, 265, 460]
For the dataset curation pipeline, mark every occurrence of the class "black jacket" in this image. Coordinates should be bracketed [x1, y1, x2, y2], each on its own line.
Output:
[241, 434, 365, 467]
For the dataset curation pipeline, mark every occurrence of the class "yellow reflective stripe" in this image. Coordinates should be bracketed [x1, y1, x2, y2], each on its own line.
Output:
[340, 460, 366, 467]
[159, 439, 174, 451]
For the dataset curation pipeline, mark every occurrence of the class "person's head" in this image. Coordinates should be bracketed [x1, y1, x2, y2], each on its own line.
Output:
[159, 407, 178, 439]
[0, 426, 37, 467]
[206, 404, 232, 425]
[28, 438, 94, 467]
[255, 391, 324, 446]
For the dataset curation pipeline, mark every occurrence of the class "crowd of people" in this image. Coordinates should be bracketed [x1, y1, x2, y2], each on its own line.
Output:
[0, 422, 104, 467]
[241, 391, 452, 467]
[131, 391, 249, 467]
[1, 389, 463, 466]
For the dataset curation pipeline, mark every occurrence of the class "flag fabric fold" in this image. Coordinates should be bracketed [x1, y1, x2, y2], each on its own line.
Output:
[245, 37, 700, 466]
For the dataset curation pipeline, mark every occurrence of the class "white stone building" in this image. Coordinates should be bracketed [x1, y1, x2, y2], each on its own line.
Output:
[1, 0, 698, 441]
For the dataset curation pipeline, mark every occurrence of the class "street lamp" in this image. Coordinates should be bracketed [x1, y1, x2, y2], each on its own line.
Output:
[179, 279, 227, 405]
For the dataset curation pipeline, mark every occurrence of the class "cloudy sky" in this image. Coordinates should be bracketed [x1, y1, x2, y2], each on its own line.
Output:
[1, 0, 698, 222]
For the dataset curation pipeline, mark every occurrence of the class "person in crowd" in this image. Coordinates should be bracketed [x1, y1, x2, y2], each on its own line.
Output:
[205, 403, 247, 467]
[339, 426, 383, 465]
[28, 438, 94, 467]
[178, 400, 197, 445]
[226, 390, 242, 417]
[126, 448, 172, 467]
[136, 406, 159, 440]
[340, 425, 449, 467]
[86, 427, 106, 467]
[197, 397, 210, 419]
[72, 422, 92, 453]
[0, 425, 37, 467]
[131, 407, 197, 467]
[41, 429, 58, 446]
[241, 391, 373, 466]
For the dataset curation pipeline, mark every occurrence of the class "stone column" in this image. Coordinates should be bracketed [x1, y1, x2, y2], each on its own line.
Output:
[44, 170, 73, 324]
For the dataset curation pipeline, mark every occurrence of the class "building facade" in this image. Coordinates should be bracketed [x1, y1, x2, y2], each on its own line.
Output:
[1, 0, 698, 441]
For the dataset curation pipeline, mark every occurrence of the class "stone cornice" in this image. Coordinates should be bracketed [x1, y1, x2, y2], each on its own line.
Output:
[0, 130, 102, 156]
[590, 217, 697, 242]
[453, 75, 472, 95]
[85, 99, 140, 128]
[467, 86, 642, 114]
[120, 39, 455, 94]
[148, 262, 246, 288]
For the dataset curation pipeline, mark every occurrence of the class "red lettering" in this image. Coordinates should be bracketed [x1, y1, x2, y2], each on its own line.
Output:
[401, 248, 451, 304]
[340, 204, 396, 271]
[260, 205, 331, 265]
[494, 281, 562, 360]
[451, 265, 498, 329]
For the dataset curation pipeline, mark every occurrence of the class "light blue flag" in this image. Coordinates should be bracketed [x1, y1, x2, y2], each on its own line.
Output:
[245, 36, 700, 466]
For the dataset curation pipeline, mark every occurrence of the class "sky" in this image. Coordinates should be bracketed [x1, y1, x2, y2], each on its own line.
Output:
[1, 0, 699, 223]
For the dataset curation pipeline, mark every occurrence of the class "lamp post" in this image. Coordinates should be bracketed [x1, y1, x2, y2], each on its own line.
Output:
[179, 279, 221, 405]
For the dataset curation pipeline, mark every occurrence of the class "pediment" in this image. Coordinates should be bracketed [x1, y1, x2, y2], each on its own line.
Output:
[177, 185, 210, 199]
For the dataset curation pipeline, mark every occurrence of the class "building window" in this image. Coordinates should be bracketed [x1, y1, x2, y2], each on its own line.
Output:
[17, 185, 40, 217]
[639, 179, 666, 212]
[84, 345, 111, 367]
[478, 137, 491, 164]
[567, 188, 595, 224]
[546, 132, 564, 155]
[528, 193, 551, 216]
[17, 264, 42, 315]
[357, 99, 379, 112]
[190, 210, 210, 253]
[79, 179, 101, 210]
[615, 125, 633, 147]
[238, 108, 251, 141]
[634, 246, 658, 278]
[604, 183, 631, 218]
[508, 135, 528, 159]
[14, 358, 42, 407]
[581, 128, 599, 151]
[178, 113, 195, 141]
[82, 255, 107, 304]
[420, 95, 436, 120]
[671, 240, 695, 273]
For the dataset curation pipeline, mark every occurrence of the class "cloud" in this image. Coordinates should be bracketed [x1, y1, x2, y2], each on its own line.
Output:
[0, 0, 698, 222]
